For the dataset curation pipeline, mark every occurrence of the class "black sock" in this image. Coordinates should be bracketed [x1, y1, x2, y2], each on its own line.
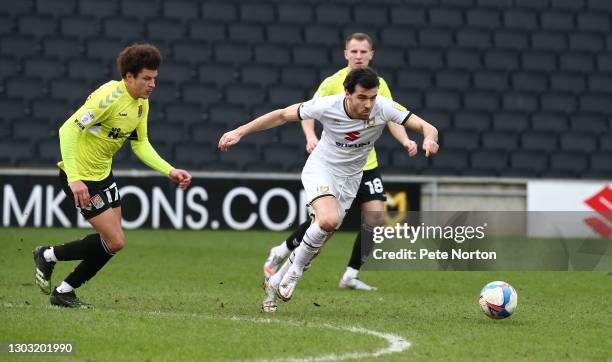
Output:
[348, 224, 375, 270]
[63, 235, 115, 289]
[285, 220, 311, 251]
[54, 234, 110, 261]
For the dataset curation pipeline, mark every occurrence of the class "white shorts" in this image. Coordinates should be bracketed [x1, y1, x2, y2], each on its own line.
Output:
[301, 158, 361, 224]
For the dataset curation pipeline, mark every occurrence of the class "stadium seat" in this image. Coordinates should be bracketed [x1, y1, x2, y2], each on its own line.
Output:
[511, 71, 547, 92]
[491, 111, 530, 132]
[30, 98, 70, 122]
[174, 142, 218, 169]
[241, 2, 275, 23]
[0, 14, 14, 36]
[279, 123, 307, 145]
[188, 21, 226, 43]
[304, 25, 341, 46]
[280, 66, 319, 88]
[165, 102, 203, 125]
[425, 90, 461, 111]
[560, 132, 597, 152]
[587, 73, 612, 93]
[560, 52, 595, 72]
[521, 51, 557, 71]
[162, 0, 200, 21]
[0, 98, 27, 120]
[481, 130, 519, 151]
[579, 94, 612, 114]
[253, 44, 291, 66]
[17, 15, 57, 39]
[120, 0, 159, 20]
[84, 36, 123, 62]
[409, 49, 444, 69]
[550, 0, 583, 10]
[181, 82, 221, 106]
[569, 113, 608, 133]
[456, 29, 491, 50]
[503, 10, 538, 30]
[78, 0, 118, 17]
[354, 5, 389, 26]
[269, 85, 305, 105]
[510, 151, 548, 175]
[493, 30, 529, 50]
[228, 23, 264, 43]
[464, 91, 499, 112]
[198, 63, 236, 85]
[531, 112, 569, 132]
[13, 117, 54, 142]
[420, 109, 452, 131]
[0, 141, 33, 164]
[315, 4, 351, 25]
[484, 50, 520, 71]
[466, 9, 502, 29]
[549, 151, 588, 175]
[389, 6, 427, 26]
[22, 57, 63, 81]
[435, 70, 470, 90]
[1, 0, 34, 16]
[589, 153, 612, 174]
[225, 83, 265, 107]
[389, 148, 430, 174]
[397, 69, 433, 90]
[240, 129, 279, 147]
[49, 78, 94, 103]
[473, 71, 508, 91]
[441, 130, 480, 150]
[147, 19, 185, 43]
[550, 73, 587, 94]
[262, 144, 304, 171]
[541, 93, 577, 114]
[428, 149, 470, 175]
[515, 0, 549, 9]
[218, 144, 258, 170]
[5, 77, 45, 101]
[239, 65, 277, 87]
[66, 58, 107, 83]
[208, 104, 250, 127]
[277, 3, 313, 24]
[430, 7, 464, 27]
[502, 91, 539, 112]
[393, 89, 424, 109]
[1, 34, 39, 57]
[454, 111, 490, 131]
[191, 123, 226, 145]
[59, 15, 99, 39]
[521, 131, 558, 152]
[103, 18, 143, 43]
[148, 80, 179, 105]
[201, 2, 237, 22]
[470, 150, 509, 175]
[380, 26, 418, 47]
[599, 134, 612, 151]
[342, 25, 380, 44]
[540, 11, 574, 31]
[265, 24, 303, 45]
[446, 49, 481, 70]
[214, 42, 252, 64]
[160, 61, 195, 84]
[292, 45, 329, 67]
[374, 47, 406, 68]
[148, 123, 188, 146]
[570, 32, 605, 53]
[577, 12, 610, 32]
[531, 31, 567, 52]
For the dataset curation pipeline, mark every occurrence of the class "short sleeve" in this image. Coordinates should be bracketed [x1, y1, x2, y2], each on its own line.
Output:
[378, 96, 411, 125]
[298, 96, 329, 121]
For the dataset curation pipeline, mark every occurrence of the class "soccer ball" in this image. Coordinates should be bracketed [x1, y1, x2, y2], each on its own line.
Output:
[478, 281, 518, 319]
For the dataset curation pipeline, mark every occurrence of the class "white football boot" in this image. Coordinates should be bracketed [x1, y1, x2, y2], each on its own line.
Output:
[261, 281, 278, 313]
[339, 277, 378, 291]
[263, 246, 285, 283]
[277, 269, 302, 301]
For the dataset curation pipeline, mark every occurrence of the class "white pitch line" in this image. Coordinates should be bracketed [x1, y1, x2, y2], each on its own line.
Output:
[3, 304, 412, 361]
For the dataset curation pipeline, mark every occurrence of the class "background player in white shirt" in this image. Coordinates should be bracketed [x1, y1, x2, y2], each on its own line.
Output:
[218, 67, 439, 313]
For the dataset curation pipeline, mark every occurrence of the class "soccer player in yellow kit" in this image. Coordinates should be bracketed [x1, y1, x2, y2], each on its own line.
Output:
[263, 33, 418, 291]
[33, 44, 192, 308]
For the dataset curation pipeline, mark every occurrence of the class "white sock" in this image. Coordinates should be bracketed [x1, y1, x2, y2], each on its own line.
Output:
[287, 223, 328, 275]
[274, 242, 291, 259]
[270, 254, 293, 287]
[342, 266, 359, 281]
[43, 247, 58, 263]
[56, 281, 74, 293]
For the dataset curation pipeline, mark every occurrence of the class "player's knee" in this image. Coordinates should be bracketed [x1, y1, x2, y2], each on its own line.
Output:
[318, 216, 340, 232]
[106, 231, 125, 252]
[364, 212, 385, 227]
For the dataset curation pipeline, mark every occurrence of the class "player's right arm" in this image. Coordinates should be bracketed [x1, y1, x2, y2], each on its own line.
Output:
[218, 104, 302, 151]
[58, 85, 114, 207]
[301, 73, 343, 153]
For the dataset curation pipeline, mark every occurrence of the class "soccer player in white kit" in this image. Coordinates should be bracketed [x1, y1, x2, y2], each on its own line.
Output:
[218, 67, 439, 312]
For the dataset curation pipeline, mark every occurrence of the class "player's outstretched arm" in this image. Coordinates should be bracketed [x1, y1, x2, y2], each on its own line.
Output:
[387, 122, 417, 157]
[404, 114, 439, 157]
[218, 103, 301, 151]
[300, 118, 319, 154]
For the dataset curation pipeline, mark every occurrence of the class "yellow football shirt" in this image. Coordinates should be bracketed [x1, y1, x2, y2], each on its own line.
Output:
[313, 67, 393, 171]
[58, 80, 174, 182]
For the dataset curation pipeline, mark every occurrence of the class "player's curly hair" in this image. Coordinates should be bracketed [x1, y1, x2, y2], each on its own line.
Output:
[343, 67, 380, 94]
[116, 43, 162, 78]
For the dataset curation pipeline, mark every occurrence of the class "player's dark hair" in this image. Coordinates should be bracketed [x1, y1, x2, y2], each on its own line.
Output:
[343, 67, 380, 94]
[345, 32, 374, 49]
[116, 43, 161, 78]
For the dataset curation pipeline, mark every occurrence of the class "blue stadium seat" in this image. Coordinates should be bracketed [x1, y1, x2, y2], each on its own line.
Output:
[188, 21, 226, 43]
[292, 45, 329, 67]
[435, 70, 470, 90]
[162, 0, 200, 21]
[278, 4, 314, 24]
[147, 19, 185, 43]
[201, 2, 237, 22]
[254, 44, 291, 66]
[1, 34, 39, 57]
[521, 131, 558, 152]
[198, 63, 236, 85]
[481, 130, 519, 151]
[120, 0, 160, 20]
[240, 2, 275, 22]
[17, 15, 57, 39]
[78, 0, 118, 17]
[240, 65, 278, 86]
[225, 83, 265, 107]
[228, 23, 264, 43]
[214, 42, 252, 64]
[103, 18, 143, 42]
[315, 4, 351, 25]
[181, 82, 221, 106]
[280, 66, 319, 88]
[269, 85, 305, 105]
[59, 15, 99, 39]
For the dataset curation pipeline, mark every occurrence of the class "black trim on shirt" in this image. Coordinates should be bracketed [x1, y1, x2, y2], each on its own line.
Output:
[297, 103, 303, 120]
[401, 112, 413, 126]
[342, 98, 352, 119]
[127, 130, 138, 140]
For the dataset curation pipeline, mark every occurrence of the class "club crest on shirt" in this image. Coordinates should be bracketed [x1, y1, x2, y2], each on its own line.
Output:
[74, 110, 96, 129]
[138, 105, 143, 118]
[365, 118, 375, 127]
[319, 186, 330, 194]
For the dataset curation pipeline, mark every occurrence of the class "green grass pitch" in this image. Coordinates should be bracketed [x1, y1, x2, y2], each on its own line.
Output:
[1, 227, 610, 361]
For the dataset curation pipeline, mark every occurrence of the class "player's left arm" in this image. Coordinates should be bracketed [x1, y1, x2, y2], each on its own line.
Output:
[218, 103, 301, 151]
[379, 81, 417, 157]
[130, 107, 192, 189]
[403, 114, 439, 158]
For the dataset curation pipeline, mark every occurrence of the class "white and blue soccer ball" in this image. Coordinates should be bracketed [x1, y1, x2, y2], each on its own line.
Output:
[478, 281, 518, 319]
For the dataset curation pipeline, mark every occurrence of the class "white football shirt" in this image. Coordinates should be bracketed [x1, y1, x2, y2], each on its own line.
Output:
[298, 94, 411, 176]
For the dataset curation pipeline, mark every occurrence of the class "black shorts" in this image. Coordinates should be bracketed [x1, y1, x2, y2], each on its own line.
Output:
[355, 167, 387, 204]
[59, 169, 121, 220]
